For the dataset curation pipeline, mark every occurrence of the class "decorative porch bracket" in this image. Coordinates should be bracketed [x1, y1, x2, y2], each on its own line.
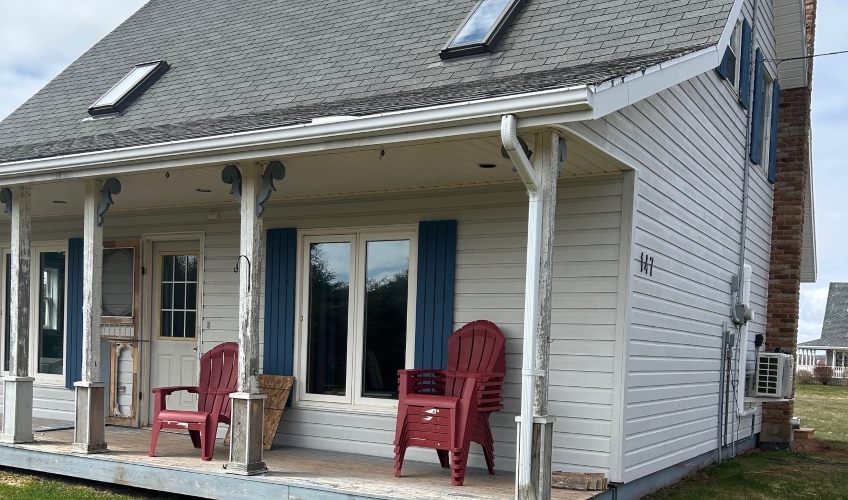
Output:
[222, 165, 242, 203]
[0, 188, 12, 215]
[73, 179, 107, 454]
[256, 161, 285, 217]
[1, 186, 34, 444]
[96, 178, 122, 226]
[226, 162, 269, 475]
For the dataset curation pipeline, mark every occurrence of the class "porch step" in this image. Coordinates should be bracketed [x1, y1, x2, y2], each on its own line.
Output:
[552, 472, 608, 491]
[795, 428, 815, 439]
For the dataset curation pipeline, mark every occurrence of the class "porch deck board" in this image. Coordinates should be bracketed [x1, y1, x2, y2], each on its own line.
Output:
[0, 426, 599, 500]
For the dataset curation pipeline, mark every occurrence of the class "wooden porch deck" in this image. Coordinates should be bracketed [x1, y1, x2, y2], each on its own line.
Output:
[0, 426, 601, 500]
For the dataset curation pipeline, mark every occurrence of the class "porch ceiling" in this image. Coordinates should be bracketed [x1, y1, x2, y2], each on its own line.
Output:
[26, 132, 629, 217]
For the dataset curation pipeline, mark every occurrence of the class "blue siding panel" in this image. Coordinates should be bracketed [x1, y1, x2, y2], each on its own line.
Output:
[739, 19, 752, 109]
[750, 48, 765, 165]
[768, 80, 781, 184]
[263, 228, 297, 378]
[66, 238, 84, 389]
[414, 220, 457, 370]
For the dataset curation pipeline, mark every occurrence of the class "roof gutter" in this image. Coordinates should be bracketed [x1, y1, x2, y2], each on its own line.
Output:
[0, 86, 592, 185]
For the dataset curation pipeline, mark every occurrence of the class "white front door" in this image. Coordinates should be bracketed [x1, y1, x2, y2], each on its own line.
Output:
[149, 240, 201, 421]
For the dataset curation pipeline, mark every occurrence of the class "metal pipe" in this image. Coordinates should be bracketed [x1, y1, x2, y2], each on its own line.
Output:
[501, 114, 541, 498]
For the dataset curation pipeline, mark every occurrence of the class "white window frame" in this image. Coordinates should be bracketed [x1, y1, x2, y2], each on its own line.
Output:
[294, 225, 418, 410]
[760, 68, 775, 174]
[729, 19, 743, 91]
[0, 243, 70, 384]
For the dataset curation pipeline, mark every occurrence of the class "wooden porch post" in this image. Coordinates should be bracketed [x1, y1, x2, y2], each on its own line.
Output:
[226, 162, 267, 475]
[72, 179, 107, 454]
[530, 131, 560, 500]
[1, 186, 34, 444]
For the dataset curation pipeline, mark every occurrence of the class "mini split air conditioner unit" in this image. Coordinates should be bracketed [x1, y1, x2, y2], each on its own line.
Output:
[753, 353, 794, 398]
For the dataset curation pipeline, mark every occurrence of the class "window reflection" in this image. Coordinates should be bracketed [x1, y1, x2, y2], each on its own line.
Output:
[306, 242, 350, 396]
[361, 240, 409, 399]
[450, 0, 511, 46]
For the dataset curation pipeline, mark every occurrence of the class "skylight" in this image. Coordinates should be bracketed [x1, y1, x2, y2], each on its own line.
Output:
[88, 60, 169, 116]
[440, 0, 526, 60]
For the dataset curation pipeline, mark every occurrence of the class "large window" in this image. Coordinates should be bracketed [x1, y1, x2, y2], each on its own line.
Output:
[38, 251, 66, 375]
[298, 229, 416, 407]
[1, 245, 68, 381]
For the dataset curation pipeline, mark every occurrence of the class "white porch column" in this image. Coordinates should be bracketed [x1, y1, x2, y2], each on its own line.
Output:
[227, 162, 267, 475]
[529, 131, 560, 500]
[72, 179, 107, 454]
[1, 186, 34, 444]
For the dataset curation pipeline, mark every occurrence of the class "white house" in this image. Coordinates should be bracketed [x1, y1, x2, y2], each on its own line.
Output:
[0, 0, 816, 499]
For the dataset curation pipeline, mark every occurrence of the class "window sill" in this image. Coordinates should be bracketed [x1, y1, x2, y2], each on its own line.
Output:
[292, 400, 398, 417]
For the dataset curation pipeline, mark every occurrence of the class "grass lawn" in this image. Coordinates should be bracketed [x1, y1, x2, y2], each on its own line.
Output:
[0, 468, 188, 499]
[644, 384, 848, 500]
[793, 384, 848, 441]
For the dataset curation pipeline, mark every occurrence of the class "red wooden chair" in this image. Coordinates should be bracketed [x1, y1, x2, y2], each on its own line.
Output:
[149, 342, 238, 461]
[394, 320, 506, 486]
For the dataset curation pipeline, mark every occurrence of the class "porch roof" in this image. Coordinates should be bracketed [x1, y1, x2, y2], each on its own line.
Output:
[0, 0, 735, 164]
[0, 426, 599, 500]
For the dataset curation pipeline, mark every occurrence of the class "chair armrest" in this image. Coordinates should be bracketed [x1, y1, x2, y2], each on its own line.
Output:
[152, 386, 200, 417]
[152, 386, 200, 395]
[398, 369, 446, 399]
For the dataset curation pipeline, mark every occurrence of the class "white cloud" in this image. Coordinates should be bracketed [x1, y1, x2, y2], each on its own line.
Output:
[799, 284, 829, 343]
[0, 0, 148, 120]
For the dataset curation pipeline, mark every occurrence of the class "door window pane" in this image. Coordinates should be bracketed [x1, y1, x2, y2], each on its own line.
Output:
[306, 242, 350, 396]
[38, 252, 66, 375]
[159, 254, 198, 338]
[361, 240, 409, 399]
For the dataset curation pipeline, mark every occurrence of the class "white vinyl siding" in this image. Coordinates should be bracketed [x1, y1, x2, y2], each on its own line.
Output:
[0, 176, 625, 476]
[569, 9, 776, 479]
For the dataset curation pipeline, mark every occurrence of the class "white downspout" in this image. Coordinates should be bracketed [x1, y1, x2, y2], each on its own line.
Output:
[501, 114, 541, 498]
[737, 264, 756, 418]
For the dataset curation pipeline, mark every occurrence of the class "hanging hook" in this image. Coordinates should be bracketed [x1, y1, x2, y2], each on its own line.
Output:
[234, 255, 251, 291]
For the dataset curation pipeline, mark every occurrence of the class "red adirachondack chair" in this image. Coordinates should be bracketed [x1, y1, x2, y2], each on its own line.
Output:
[149, 342, 238, 461]
[394, 320, 506, 486]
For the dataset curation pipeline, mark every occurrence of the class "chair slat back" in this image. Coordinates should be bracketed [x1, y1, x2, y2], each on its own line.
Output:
[444, 320, 505, 398]
[197, 342, 239, 420]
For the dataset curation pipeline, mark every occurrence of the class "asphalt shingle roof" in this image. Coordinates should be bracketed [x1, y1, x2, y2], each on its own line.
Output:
[0, 0, 735, 163]
[799, 283, 848, 348]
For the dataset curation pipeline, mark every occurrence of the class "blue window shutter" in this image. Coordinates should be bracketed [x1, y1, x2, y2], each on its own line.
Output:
[768, 80, 781, 183]
[739, 20, 753, 109]
[749, 48, 765, 165]
[414, 220, 457, 370]
[65, 238, 84, 389]
[263, 228, 297, 377]
[715, 46, 734, 81]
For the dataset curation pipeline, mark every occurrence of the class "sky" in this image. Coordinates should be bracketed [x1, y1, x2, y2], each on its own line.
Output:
[0, 1, 844, 343]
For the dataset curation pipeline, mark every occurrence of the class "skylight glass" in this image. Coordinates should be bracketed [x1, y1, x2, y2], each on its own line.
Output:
[450, 0, 511, 47]
[440, 0, 525, 60]
[88, 60, 169, 116]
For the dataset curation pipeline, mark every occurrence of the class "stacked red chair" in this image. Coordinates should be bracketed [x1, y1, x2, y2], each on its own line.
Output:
[149, 342, 238, 461]
[394, 320, 506, 486]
